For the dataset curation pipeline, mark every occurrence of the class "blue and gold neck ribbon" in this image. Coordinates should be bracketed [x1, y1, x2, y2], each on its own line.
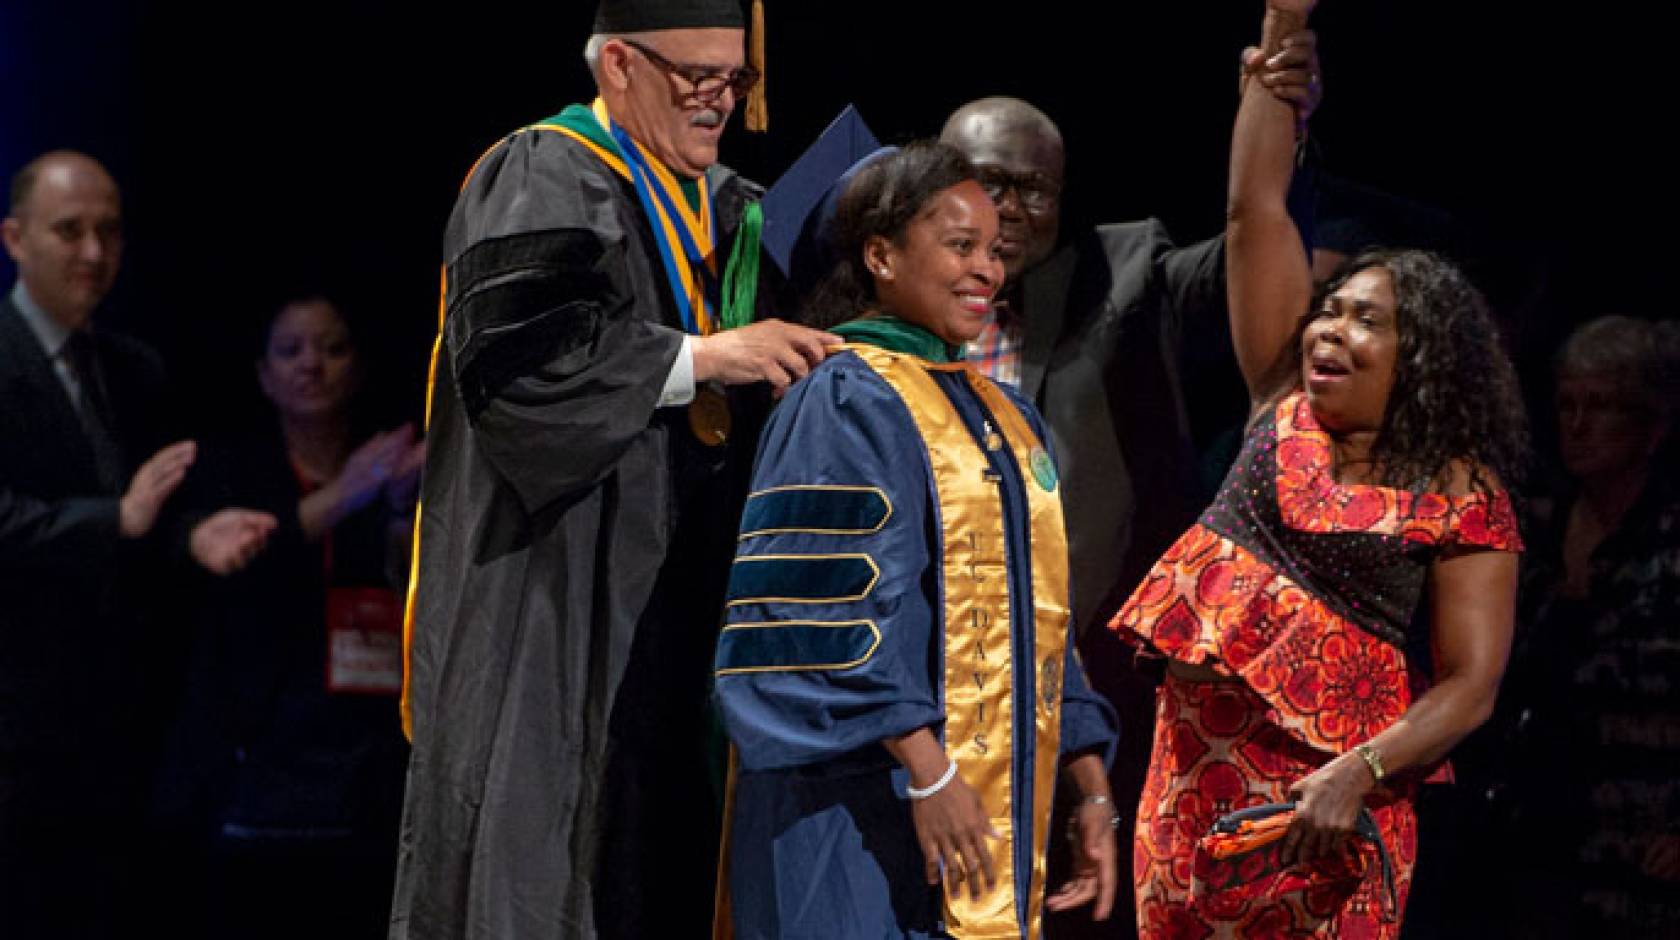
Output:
[593, 98, 719, 335]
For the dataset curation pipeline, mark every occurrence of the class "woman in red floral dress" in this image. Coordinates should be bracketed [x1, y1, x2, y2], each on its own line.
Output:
[1107, 2, 1530, 937]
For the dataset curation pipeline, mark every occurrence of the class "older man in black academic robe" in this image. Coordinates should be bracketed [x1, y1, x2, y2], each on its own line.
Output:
[389, 2, 836, 938]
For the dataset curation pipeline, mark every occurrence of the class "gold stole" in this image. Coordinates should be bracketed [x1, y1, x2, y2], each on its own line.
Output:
[850, 345, 1071, 939]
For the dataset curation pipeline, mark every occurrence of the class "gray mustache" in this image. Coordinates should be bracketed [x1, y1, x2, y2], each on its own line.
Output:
[690, 110, 725, 128]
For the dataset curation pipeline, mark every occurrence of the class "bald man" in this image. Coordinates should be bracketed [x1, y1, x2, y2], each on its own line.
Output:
[0, 150, 272, 936]
[941, 39, 1320, 939]
[940, 41, 1319, 631]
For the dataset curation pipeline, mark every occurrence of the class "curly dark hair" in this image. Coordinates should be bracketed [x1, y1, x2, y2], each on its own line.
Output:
[798, 141, 977, 329]
[1299, 249, 1529, 493]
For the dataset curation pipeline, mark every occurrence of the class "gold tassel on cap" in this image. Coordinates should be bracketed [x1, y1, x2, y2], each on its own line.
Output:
[745, 0, 767, 132]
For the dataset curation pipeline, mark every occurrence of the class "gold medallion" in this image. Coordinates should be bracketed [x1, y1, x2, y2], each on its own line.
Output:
[688, 384, 732, 446]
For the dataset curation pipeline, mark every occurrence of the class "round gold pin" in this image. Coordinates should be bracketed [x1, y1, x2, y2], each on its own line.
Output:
[688, 385, 731, 446]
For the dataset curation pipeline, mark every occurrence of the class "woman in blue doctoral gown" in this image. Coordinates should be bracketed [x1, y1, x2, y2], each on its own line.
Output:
[714, 142, 1120, 939]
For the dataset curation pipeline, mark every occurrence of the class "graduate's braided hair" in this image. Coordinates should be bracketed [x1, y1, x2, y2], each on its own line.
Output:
[800, 141, 976, 329]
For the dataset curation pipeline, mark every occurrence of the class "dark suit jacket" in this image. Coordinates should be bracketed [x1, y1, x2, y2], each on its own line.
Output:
[0, 294, 179, 930]
[1018, 220, 1224, 635]
[0, 295, 173, 756]
[1023, 223, 1226, 940]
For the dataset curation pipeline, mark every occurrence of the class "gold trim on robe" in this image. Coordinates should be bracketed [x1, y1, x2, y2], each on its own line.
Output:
[968, 373, 1072, 936]
[849, 345, 1069, 940]
[400, 267, 448, 739]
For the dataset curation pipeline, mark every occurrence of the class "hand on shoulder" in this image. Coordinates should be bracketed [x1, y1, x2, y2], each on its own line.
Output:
[691, 319, 843, 391]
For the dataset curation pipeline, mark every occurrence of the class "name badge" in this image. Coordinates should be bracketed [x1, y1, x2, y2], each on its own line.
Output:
[325, 586, 404, 695]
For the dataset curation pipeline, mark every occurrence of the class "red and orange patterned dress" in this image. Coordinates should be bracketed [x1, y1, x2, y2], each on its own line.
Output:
[1108, 393, 1522, 939]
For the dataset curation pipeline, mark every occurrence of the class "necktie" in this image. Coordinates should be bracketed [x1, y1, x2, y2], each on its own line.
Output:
[62, 331, 126, 493]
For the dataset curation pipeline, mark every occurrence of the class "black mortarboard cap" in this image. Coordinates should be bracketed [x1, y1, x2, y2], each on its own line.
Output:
[594, 0, 744, 32]
[759, 105, 889, 292]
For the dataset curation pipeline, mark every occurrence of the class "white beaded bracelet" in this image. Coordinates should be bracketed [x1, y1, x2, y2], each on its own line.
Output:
[906, 760, 959, 801]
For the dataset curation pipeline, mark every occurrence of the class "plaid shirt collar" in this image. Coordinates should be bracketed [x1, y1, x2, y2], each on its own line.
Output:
[963, 292, 1024, 389]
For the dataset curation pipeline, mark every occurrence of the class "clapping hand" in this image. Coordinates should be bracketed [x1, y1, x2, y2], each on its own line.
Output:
[383, 429, 427, 514]
[189, 508, 279, 575]
[336, 423, 420, 516]
[119, 440, 197, 538]
[298, 424, 426, 540]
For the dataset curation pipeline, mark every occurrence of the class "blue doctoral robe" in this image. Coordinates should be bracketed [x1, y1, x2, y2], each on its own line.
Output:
[714, 323, 1117, 939]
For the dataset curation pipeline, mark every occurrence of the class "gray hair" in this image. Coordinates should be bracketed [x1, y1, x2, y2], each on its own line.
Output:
[584, 34, 612, 73]
[1557, 315, 1680, 416]
[584, 32, 651, 74]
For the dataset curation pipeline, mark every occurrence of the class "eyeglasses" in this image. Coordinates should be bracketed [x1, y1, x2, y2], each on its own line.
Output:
[621, 38, 760, 104]
[974, 165, 1062, 212]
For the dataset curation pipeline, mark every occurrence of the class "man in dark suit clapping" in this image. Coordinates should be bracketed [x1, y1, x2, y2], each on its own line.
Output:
[0, 150, 273, 937]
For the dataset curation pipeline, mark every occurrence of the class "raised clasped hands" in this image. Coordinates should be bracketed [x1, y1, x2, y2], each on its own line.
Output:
[1240, 4, 1323, 126]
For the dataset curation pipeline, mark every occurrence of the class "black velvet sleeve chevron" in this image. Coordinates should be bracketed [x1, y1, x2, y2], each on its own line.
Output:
[439, 223, 680, 512]
[432, 129, 687, 513]
[444, 227, 621, 420]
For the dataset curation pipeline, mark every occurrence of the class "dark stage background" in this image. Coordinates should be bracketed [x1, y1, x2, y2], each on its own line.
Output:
[1, 4, 1667, 938]
[2, 1, 1662, 438]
